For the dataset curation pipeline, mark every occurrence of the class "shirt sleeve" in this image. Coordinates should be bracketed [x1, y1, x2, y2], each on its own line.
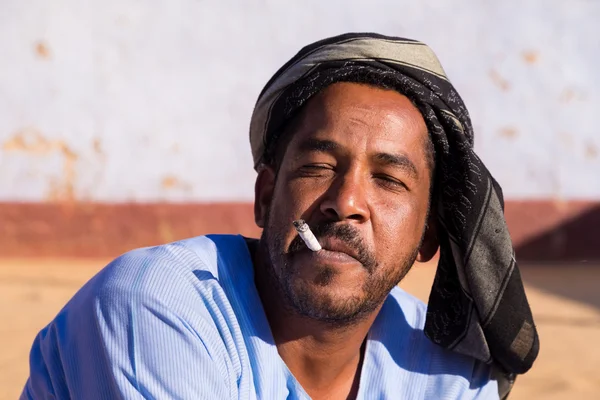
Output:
[21, 248, 237, 400]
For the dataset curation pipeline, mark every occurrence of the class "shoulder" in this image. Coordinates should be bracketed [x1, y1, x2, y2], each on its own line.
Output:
[107, 234, 228, 278]
[58, 234, 250, 324]
[371, 287, 499, 399]
[92, 234, 244, 297]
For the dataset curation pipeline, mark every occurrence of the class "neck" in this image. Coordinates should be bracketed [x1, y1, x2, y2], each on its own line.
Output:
[248, 238, 381, 399]
[265, 304, 376, 399]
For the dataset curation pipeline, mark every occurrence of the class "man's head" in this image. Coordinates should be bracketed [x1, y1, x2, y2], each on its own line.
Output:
[254, 82, 438, 325]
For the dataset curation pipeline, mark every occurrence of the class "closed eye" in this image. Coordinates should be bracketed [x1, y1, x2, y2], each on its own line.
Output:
[373, 174, 408, 191]
[298, 164, 335, 177]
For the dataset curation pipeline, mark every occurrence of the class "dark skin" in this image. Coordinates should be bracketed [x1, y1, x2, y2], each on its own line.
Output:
[252, 82, 439, 399]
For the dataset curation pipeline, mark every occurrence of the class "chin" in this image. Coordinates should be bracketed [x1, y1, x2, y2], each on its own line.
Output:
[285, 278, 377, 324]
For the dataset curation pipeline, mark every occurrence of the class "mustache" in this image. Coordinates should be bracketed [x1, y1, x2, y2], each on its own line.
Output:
[287, 221, 377, 272]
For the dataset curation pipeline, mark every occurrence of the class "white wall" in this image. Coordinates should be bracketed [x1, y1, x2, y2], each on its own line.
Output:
[1, 0, 598, 202]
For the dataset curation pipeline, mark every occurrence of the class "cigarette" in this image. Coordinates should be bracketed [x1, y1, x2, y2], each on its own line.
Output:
[293, 219, 322, 252]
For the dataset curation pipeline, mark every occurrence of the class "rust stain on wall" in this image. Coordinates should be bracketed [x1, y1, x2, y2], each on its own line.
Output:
[161, 175, 191, 191]
[161, 176, 177, 189]
[488, 69, 511, 91]
[559, 88, 587, 104]
[560, 89, 575, 103]
[521, 50, 539, 65]
[558, 132, 574, 148]
[158, 218, 176, 243]
[2, 128, 78, 202]
[585, 143, 598, 159]
[499, 127, 519, 139]
[93, 138, 104, 155]
[34, 41, 51, 60]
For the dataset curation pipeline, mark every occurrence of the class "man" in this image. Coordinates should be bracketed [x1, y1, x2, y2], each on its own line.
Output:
[22, 33, 538, 399]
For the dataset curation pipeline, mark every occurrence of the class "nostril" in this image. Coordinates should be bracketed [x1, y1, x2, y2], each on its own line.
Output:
[321, 206, 341, 221]
[347, 213, 363, 221]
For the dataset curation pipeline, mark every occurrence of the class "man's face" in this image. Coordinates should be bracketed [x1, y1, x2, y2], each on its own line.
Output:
[255, 82, 435, 324]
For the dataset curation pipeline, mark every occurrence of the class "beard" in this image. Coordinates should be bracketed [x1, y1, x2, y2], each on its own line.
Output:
[260, 209, 422, 326]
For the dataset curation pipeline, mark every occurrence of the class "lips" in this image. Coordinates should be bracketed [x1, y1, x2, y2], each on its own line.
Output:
[289, 234, 366, 270]
[315, 237, 361, 262]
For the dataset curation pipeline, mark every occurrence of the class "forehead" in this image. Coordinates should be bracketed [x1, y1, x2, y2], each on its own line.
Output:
[284, 82, 429, 161]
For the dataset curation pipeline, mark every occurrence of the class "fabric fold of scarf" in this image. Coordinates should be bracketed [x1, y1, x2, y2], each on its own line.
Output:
[248, 33, 539, 375]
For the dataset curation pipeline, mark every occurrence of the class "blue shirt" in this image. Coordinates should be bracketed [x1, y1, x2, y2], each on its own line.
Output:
[21, 234, 499, 399]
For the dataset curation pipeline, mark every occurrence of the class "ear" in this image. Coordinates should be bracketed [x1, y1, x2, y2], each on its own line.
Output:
[416, 211, 439, 263]
[254, 165, 276, 228]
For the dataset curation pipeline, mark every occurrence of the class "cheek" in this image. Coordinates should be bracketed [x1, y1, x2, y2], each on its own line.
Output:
[371, 196, 427, 254]
[273, 173, 326, 219]
[268, 177, 322, 249]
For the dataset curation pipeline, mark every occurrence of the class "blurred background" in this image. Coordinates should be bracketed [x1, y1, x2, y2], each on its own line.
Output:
[1, 0, 599, 398]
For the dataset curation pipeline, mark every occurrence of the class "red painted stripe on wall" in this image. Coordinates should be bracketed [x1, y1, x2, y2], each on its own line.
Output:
[1, 201, 598, 260]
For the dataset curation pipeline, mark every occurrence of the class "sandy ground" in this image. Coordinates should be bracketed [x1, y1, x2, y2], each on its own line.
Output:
[1, 258, 599, 399]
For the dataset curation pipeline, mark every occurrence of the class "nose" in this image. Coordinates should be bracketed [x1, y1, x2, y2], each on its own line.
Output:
[319, 171, 370, 223]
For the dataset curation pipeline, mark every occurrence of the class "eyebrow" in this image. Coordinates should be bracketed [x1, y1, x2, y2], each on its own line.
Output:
[297, 138, 341, 154]
[373, 152, 419, 179]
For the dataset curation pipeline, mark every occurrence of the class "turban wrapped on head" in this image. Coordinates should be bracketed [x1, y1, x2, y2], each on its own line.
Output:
[249, 33, 539, 378]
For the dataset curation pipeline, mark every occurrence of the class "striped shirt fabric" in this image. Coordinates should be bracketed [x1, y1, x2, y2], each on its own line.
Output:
[21, 234, 499, 399]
